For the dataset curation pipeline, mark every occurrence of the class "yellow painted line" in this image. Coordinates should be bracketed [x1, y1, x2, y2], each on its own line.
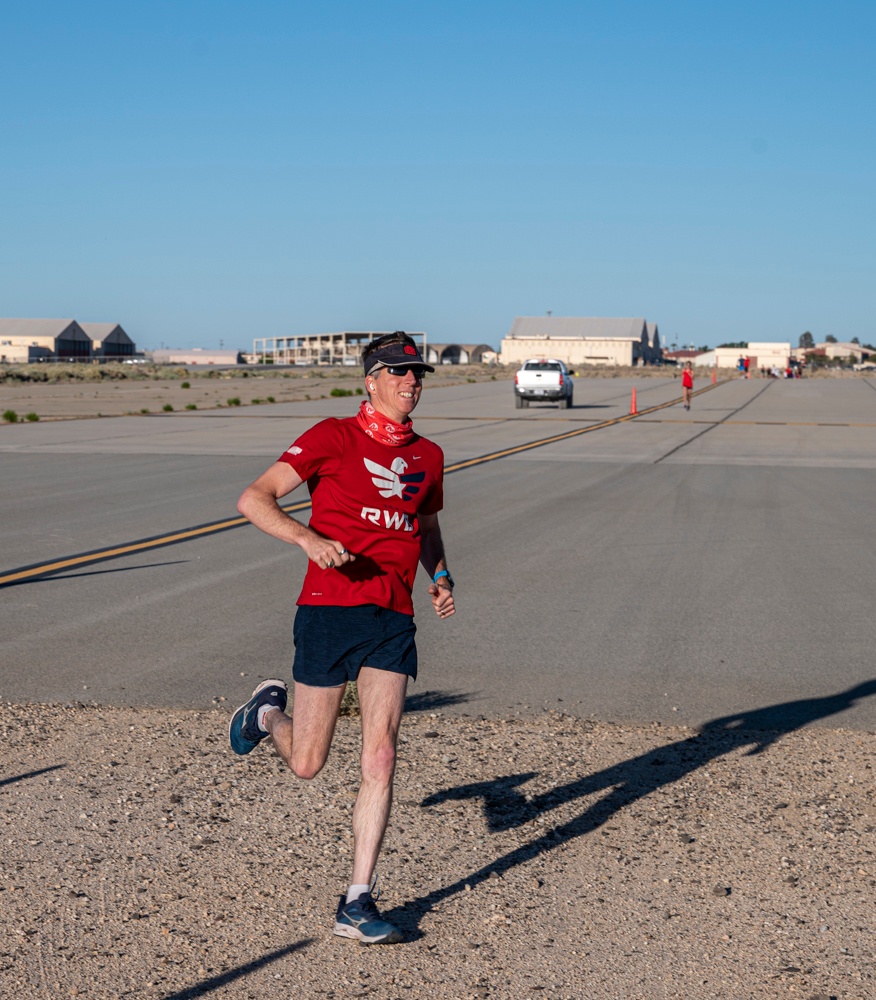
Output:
[1, 382, 725, 587]
[0, 500, 313, 587]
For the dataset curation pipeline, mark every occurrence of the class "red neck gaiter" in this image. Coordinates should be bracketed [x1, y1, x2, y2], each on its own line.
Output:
[356, 400, 415, 447]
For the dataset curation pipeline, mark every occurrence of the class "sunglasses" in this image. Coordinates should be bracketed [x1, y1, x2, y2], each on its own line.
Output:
[383, 365, 427, 378]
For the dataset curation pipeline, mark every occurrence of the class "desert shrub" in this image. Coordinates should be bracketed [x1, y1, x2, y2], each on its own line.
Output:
[25, 412, 39, 422]
[163, 404, 174, 412]
[3, 409, 18, 423]
[181, 381, 190, 389]
[185, 403, 197, 410]
[227, 397, 241, 406]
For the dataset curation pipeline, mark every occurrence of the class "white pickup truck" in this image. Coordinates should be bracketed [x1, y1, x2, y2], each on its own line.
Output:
[513, 358, 574, 409]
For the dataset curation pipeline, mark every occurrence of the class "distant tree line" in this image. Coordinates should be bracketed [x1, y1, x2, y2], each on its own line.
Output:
[800, 331, 870, 348]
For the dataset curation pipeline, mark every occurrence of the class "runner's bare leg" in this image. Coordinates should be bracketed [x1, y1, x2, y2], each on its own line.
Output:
[350, 667, 408, 886]
[265, 682, 345, 779]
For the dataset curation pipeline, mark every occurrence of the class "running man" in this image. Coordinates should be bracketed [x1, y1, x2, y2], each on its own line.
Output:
[229, 331, 455, 945]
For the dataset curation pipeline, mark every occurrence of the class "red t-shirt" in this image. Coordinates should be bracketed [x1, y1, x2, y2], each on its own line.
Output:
[278, 416, 445, 615]
[682, 369, 693, 388]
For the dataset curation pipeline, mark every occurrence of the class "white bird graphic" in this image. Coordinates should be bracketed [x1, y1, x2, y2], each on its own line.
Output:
[364, 457, 408, 498]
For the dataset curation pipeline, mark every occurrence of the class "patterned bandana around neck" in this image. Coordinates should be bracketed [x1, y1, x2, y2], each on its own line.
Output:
[356, 400, 415, 447]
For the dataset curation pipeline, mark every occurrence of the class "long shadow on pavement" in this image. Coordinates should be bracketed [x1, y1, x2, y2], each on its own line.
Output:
[386, 680, 876, 939]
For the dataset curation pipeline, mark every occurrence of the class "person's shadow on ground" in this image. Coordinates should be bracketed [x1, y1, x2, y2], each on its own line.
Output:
[385, 679, 876, 939]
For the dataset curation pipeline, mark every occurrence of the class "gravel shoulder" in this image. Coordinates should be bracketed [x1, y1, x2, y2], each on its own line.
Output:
[2, 700, 873, 999]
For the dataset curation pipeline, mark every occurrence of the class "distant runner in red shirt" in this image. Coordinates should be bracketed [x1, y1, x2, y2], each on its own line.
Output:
[681, 361, 694, 410]
[230, 332, 455, 944]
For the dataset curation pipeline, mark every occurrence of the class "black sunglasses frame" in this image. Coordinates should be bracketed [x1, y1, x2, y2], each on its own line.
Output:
[383, 365, 427, 378]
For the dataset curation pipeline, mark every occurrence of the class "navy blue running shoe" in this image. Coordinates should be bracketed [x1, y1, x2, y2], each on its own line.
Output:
[334, 892, 403, 945]
[228, 679, 287, 755]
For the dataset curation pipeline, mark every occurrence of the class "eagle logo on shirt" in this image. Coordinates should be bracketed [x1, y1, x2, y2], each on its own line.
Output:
[364, 457, 426, 501]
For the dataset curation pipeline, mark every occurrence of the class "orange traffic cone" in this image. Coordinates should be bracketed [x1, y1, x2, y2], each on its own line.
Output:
[711, 367, 717, 384]
[629, 387, 638, 415]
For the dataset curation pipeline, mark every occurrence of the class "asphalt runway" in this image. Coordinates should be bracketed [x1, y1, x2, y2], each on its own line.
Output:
[2, 375, 875, 732]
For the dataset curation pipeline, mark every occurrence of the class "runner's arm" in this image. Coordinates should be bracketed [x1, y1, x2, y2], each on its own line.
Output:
[419, 512, 455, 618]
[237, 462, 354, 567]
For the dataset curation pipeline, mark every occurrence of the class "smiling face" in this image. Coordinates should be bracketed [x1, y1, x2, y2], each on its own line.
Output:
[366, 365, 425, 424]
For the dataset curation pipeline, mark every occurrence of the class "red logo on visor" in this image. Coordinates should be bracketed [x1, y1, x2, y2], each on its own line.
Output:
[404, 345, 417, 355]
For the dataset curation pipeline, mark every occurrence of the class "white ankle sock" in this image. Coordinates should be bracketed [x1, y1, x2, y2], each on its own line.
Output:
[256, 705, 273, 733]
[346, 884, 370, 904]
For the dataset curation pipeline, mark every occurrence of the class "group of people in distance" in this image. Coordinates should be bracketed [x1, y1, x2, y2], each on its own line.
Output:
[682, 353, 804, 413]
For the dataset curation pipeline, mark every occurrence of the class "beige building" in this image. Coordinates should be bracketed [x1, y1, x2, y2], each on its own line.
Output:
[0, 318, 92, 362]
[816, 341, 866, 362]
[500, 317, 661, 367]
[696, 343, 791, 370]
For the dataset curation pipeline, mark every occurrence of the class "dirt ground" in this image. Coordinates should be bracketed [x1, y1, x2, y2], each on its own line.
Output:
[0, 364, 520, 422]
[1, 700, 872, 999]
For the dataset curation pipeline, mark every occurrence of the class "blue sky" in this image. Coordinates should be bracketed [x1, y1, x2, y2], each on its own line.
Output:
[2, 1, 874, 352]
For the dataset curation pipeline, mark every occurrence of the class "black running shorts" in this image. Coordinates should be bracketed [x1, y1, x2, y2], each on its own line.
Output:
[292, 604, 418, 687]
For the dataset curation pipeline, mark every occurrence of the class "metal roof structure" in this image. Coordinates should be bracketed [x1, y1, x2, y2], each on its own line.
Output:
[0, 318, 85, 340]
[252, 331, 427, 366]
[507, 316, 652, 342]
[80, 322, 131, 344]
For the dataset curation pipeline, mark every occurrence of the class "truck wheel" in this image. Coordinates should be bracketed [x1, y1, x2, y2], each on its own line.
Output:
[559, 395, 568, 410]
[515, 395, 524, 408]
